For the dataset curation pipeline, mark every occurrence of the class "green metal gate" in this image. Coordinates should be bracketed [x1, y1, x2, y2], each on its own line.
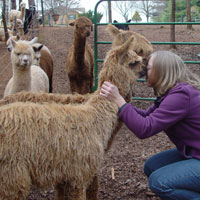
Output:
[93, 0, 200, 101]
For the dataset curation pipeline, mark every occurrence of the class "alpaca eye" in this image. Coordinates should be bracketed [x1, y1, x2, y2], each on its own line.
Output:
[129, 61, 136, 68]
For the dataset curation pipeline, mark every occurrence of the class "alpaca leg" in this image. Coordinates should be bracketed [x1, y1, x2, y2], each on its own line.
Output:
[55, 182, 86, 200]
[55, 183, 65, 200]
[0, 164, 31, 200]
[86, 175, 99, 200]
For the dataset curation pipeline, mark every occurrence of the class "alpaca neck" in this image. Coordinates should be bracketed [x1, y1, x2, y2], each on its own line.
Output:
[73, 33, 86, 65]
[11, 65, 31, 93]
[21, 7, 25, 20]
[87, 92, 119, 150]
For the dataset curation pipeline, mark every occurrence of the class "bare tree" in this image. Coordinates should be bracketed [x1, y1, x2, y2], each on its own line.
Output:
[136, 0, 155, 22]
[170, 0, 176, 49]
[44, 0, 80, 15]
[11, 0, 16, 9]
[113, 1, 135, 21]
[186, 0, 192, 30]
[2, 0, 9, 42]
[19, 0, 22, 6]
[135, 0, 166, 22]
[108, 0, 112, 23]
[28, 0, 36, 8]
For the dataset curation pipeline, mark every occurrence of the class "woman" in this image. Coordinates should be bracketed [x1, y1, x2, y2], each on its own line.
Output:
[100, 50, 200, 200]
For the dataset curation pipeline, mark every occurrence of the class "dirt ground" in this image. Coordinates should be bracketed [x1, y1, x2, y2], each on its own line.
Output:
[0, 23, 200, 200]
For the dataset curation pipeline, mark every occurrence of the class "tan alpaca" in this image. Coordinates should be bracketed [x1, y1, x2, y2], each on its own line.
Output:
[4, 38, 49, 97]
[0, 36, 143, 200]
[107, 23, 153, 61]
[9, 2, 26, 30]
[6, 36, 54, 93]
[10, 18, 24, 37]
[66, 16, 94, 94]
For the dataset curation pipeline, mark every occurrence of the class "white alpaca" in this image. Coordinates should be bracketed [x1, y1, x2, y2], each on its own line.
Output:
[4, 37, 49, 97]
[6, 36, 54, 93]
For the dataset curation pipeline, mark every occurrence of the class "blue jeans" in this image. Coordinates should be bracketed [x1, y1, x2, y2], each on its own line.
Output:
[144, 148, 200, 200]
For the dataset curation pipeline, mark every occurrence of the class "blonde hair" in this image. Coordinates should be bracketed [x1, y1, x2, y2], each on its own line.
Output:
[148, 50, 200, 96]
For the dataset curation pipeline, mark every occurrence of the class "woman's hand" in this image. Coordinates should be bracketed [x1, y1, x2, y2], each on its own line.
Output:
[100, 81, 126, 108]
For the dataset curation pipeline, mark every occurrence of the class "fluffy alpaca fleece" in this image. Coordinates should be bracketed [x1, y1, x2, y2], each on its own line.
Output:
[7, 36, 54, 92]
[0, 91, 91, 107]
[10, 18, 24, 37]
[4, 38, 49, 97]
[66, 16, 94, 94]
[107, 23, 153, 61]
[9, 2, 26, 30]
[0, 36, 143, 200]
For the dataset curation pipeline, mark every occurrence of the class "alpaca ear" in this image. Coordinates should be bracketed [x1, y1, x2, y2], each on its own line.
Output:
[69, 21, 75, 26]
[32, 46, 37, 52]
[29, 37, 38, 45]
[11, 39, 17, 48]
[119, 36, 135, 54]
[106, 24, 120, 36]
[38, 44, 43, 51]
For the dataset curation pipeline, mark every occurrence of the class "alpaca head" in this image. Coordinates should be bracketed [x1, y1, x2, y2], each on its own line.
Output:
[10, 37, 38, 69]
[107, 24, 153, 62]
[32, 44, 43, 65]
[98, 36, 144, 99]
[20, 2, 26, 10]
[7, 34, 20, 52]
[69, 16, 93, 38]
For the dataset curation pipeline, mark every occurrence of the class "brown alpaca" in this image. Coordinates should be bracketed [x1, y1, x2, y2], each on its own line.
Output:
[107, 23, 153, 61]
[32, 43, 54, 92]
[0, 36, 143, 200]
[66, 16, 94, 94]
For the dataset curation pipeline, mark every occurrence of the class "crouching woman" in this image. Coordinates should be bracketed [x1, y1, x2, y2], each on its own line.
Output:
[100, 50, 200, 200]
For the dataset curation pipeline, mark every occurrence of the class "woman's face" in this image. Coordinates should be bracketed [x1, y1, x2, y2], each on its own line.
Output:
[147, 56, 154, 87]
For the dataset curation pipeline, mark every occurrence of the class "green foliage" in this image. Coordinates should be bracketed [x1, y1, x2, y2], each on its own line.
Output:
[132, 11, 142, 22]
[79, 10, 103, 23]
[154, 0, 200, 22]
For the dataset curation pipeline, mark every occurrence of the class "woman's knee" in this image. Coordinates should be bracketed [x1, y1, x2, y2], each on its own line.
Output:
[148, 171, 168, 196]
[144, 158, 153, 177]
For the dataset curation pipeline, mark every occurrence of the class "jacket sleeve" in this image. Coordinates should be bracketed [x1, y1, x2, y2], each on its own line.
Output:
[119, 88, 190, 139]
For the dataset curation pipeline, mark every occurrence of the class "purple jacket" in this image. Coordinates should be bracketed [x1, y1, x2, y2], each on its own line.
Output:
[119, 82, 200, 159]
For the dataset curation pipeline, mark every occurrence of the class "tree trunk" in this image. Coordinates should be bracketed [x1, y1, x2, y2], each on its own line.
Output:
[186, 0, 192, 30]
[108, 0, 112, 23]
[2, 0, 9, 42]
[11, 0, 16, 9]
[28, 0, 35, 8]
[170, 0, 176, 49]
